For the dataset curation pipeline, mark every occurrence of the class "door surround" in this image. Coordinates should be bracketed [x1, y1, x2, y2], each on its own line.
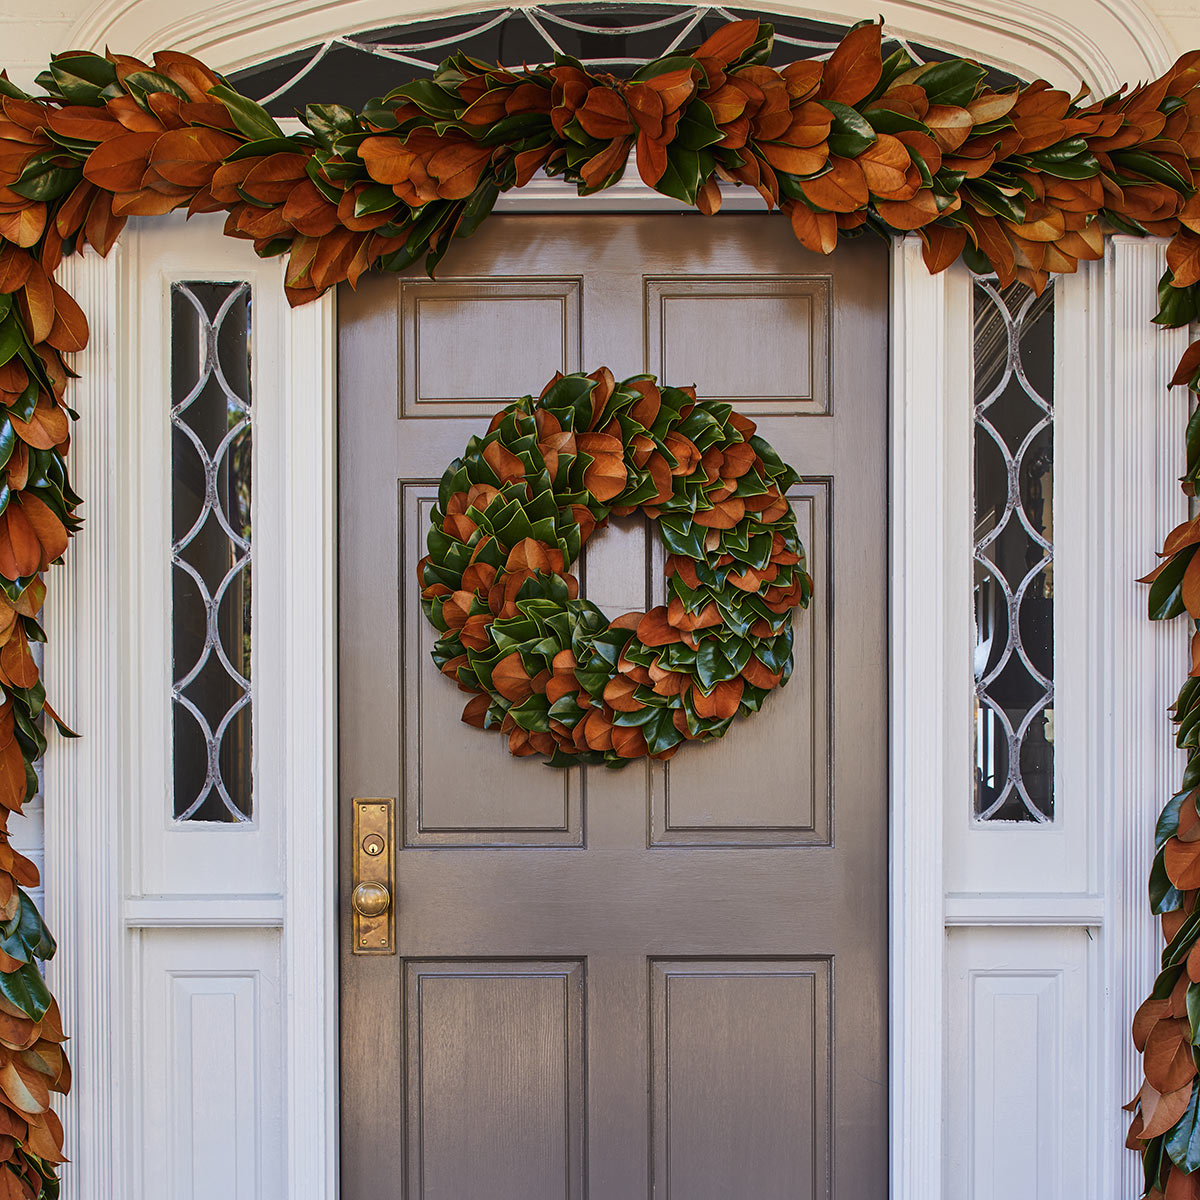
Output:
[38, 2, 1182, 1197]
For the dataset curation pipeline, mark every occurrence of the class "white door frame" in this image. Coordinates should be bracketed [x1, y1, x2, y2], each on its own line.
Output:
[39, 2, 1184, 1197]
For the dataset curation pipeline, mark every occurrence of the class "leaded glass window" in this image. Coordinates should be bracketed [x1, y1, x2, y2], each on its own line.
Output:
[973, 279, 1054, 823]
[231, 4, 1018, 115]
[170, 282, 253, 823]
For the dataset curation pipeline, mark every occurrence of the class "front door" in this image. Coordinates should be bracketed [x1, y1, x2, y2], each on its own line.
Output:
[338, 213, 888, 1199]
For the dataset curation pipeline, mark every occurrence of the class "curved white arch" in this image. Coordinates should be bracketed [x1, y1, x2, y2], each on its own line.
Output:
[69, 0, 1176, 96]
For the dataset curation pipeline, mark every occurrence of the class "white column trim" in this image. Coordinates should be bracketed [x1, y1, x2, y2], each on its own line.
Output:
[1103, 236, 1191, 1198]
[44, 247, 126, 1197]
[889, 236, 973, 1200]
[281, 289, 340, 1199]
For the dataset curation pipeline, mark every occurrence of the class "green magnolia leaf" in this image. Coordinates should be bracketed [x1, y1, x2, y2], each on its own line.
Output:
[915, 59, 987, 107]
[1149, 547, 1195, 620]
[305, 103, 360, 149]
[1156, 271, 1200, 328]
[208, 84, 285, 142]
[824, 99, 877, 157]
[40, 52, 119, 104]
[1152, 844, 1185, 914]
[227, 136, 310, 161]
[0, 315, 24, 370]
[1168, 1082, 1200, 1172]
[9, 153, 80, 202]
[0, 960, 52, 1022]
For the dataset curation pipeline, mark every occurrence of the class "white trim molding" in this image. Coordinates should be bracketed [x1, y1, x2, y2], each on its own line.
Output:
[1103, 236, 1191, 1199]
[281, 286, 340, 1200]
[44, 242, 125, 1200]
[68, 0, 1175, 95]
[889, 236, 973, 1200]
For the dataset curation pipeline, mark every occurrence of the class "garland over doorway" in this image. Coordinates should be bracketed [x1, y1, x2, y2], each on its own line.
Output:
[0, 13, 1199, 1195]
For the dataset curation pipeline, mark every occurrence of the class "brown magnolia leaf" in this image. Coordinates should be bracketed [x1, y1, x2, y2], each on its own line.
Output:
[1173, 340, 1200, 388]
[581, 449, 627, 502]
[859, 133, 911, 195]
[611, 723, 648, 758]
[492, 652, 533, 703]
[694, 497, 746, 529]
[0, 1059, 47, 1116]
[482, 439, 525, 485]
[581, 708, 614, 752]
[693, 677, 745, 719]
[23, 1108, 63, 1163]
[1142, 1078, 1195, 1138]
[921, 224, 969, 274]
[461, 694, 490, 728]
[603, 675, 641, 713]
[693, 18, 761, 70]
[0, 206, 46, 251]
[44, 282, 88, 354]
[82, 130, 160, 193]
[16, 265, 53, 346]
[637, 606, 682, 647]
[1185, 551, 1200, 618]
[15, 494, 68, 567]
[0, 507, 42, 581]
[505, 538, 554, 573]
[152, 50, 222, 102]
[789, 202, 838, 254]
[149, 127, 241, 189]
[0, 246, 33, 296]
[876, 190, 944, 232]
[1145, 1017, 1198, 1093]
[0, 636, 37, 691]
[1167, 1165, 1200, 1200]
[1166, 834, 1200, 890]
[742, 656, 784, 689]
[819, 20, 883, 105]
[1171, 230, 1200, 288]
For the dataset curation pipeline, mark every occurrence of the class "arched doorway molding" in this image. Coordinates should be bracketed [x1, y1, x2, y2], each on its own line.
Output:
[69, 0, 1175, 96]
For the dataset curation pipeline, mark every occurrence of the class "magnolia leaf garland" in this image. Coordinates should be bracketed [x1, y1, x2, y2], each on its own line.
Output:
[2, 12, 1200, 1196]
[419, 369, 808, 766]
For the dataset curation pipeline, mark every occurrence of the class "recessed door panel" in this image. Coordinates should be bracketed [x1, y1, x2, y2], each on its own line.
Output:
[651, 485, 831, 845]
[650, 959, 831, 1199]
[401, 488, 583, 847]
[404, 960, 585, 1200]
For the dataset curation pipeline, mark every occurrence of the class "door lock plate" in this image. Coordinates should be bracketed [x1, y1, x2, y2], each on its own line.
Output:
[352, 798, 394, 954]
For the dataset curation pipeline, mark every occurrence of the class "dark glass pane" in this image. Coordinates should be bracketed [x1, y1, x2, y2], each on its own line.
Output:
[973, 280, 1054, 822]
[230, 4, 1019, 116]
[170, 282, 253, 823]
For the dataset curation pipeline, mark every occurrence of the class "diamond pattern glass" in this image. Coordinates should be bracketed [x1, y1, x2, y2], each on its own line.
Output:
[231, 4, 1018, 114]
[973, 279, 1054, 822]
[170, 282, 253, 823]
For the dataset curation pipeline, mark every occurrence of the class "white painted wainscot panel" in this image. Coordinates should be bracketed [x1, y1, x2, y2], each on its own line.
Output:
[945, 927, 1091, 1199]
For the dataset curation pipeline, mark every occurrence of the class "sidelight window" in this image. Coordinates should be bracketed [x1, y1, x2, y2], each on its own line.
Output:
[972, 279, 1055, 823]
[169, 281, 254, 824]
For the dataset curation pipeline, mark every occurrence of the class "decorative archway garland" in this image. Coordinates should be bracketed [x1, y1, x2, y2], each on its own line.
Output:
[0, 12, 1198, 1194]
[420, 368, 808, 765]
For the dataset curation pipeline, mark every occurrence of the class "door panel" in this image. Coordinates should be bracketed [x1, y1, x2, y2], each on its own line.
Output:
[339, 213, 888, 1199]
[650, 959, 831, 1200]
[404, 960, 586, 1199]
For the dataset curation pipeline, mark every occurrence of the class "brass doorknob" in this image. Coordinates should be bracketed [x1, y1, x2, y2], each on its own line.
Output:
[352, 881, 390, 918]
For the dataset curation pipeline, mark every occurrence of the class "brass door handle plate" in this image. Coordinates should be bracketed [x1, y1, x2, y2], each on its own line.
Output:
[351, 798, 395, 954]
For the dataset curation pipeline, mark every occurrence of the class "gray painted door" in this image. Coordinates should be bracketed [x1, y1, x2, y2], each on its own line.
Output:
[338, 213, 888, 1199]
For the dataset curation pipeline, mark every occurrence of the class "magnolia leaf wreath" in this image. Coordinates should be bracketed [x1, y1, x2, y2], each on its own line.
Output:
[7, 9, 1200, 1194]
[418, 368, 808, 766]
